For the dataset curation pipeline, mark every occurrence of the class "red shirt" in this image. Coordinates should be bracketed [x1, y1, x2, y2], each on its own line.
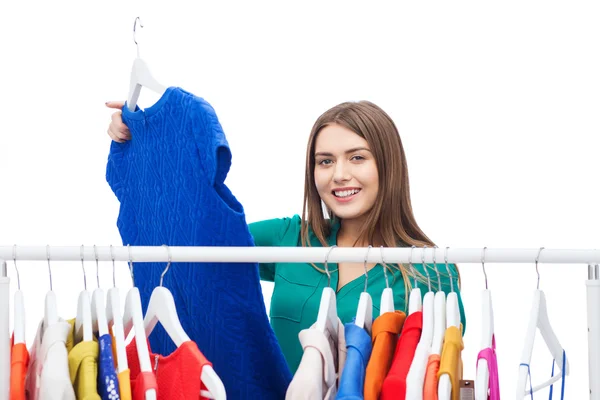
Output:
[127, 338, 213, 399]
[10, 342, 29, 400]
[380, 311, 423, 400]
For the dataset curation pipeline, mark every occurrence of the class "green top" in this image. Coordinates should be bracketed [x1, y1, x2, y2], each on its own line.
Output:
[249, 215, 466, 374]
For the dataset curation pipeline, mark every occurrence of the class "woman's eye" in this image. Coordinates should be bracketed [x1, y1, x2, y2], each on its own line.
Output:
[318, 159, 333, 165]
[351, 155, 365, 161]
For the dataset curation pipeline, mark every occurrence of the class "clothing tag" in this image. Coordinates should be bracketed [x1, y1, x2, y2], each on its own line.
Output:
[459, 380, 475, 400]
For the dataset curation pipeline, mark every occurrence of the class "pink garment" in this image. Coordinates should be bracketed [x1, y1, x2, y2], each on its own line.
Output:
[476, 335, 500, 400]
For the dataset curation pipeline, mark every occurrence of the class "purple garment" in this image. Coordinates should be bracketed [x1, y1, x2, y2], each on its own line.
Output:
[476, 335, 500, 400]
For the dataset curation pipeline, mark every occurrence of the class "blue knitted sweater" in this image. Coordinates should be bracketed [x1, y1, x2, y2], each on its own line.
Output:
[106, 87, 291, 399]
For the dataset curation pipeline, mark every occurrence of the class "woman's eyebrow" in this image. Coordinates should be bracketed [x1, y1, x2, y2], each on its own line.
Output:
[315, 147, 372, 157]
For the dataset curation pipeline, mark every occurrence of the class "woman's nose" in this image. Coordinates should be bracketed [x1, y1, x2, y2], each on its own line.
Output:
[333, 161, 351, 183]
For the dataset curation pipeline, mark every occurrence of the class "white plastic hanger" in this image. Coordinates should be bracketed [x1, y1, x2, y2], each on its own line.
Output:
[408, 246, 422, 315]
[75, 245, 93, 343]
[315, 246, 339, 343]
[439, 247, 462, 400]
[476, 247, 495, 400]
[379, 246, 395, 315]
[127, 17, 167, 112]
[12, 246, 26, 345]
[91, 245, 109, 337]
[122, 246, 157, 400]
[44, 245, 58, 328]
[406, 246, 435, 400]
[355, 246, 373, 335]
[430, 247, 448, 357]
[143, 245, 226, 400]
[106, 245, 128, 373]
[516, 247, 569, 398]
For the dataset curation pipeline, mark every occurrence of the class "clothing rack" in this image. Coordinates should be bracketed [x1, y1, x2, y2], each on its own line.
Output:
[0, 245, 599, 400]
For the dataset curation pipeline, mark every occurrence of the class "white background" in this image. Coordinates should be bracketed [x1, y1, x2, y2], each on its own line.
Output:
[1, 1, 599, 398]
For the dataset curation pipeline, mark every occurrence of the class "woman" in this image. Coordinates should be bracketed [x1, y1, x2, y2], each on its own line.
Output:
[105, 99, 466, 374]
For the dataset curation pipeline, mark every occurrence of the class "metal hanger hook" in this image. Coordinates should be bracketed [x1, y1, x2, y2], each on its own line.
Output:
[409, 245, 418, 287]
[127, 244, 134, 284]
[13, 244, 20, 290]
[93, 245, 100, 288]
[46, 245, 53, 291]
[110, 245, 116, 288]
[324, 245, 336, 289]
[159, 244, 172, 287]
[432, 245, 441, 291]
[380, 246, 389, 289]
[535, 247, 545, 289]
[363, 245, 372, 292]
[80, 245, 87, 290]
[133, 17, 144, 57]
[421, 245, 432, 291]
[481, 247, 488, 289]
[444, 246, 454, 292]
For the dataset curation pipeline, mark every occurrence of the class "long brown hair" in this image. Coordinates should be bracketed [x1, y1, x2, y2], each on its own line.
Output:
[300, 101, 460, 289]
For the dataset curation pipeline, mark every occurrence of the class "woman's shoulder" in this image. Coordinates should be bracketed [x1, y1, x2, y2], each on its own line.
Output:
[248, 215, 303, 246]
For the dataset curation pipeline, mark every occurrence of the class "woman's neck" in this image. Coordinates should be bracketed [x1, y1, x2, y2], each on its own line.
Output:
[338, 217, 383, 247]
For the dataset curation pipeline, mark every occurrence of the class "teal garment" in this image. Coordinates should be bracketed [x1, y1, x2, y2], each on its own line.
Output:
[249, 214, 466, 374]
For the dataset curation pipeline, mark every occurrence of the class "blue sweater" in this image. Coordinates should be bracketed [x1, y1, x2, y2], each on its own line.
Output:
[106, 87, 291, 399]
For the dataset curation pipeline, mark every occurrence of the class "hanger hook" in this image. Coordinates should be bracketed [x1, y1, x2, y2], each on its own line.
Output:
[80, 245, 87, 290]
[481, 247, 488, 290]
[127, 244, 134, 284]
[13, 244, 20, 291]
[535, 247, 544, 289]
[159, 244, 172, 287]
[409, 245, 417, 287]
[421, 245, 432, 291]
[324, 245, 336, 289]
[363, 245, 372, 292]
[444, 246, 454, 292]
[46, 245, 53, 291]
[109, 245, 117, 288]
[133, 17, 143, 54]
[93, 245, 101, 288]
[432, 245, 441, 291]
[380, 246, 389, 289]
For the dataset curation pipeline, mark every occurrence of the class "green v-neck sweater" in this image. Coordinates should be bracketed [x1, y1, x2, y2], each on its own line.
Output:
[249, 215, 466, 374]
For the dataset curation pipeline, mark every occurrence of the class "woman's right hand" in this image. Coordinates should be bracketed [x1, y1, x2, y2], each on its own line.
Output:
[105, 101, 131, 143]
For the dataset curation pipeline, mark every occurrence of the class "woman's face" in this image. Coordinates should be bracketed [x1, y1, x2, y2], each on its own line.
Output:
[313, 123, 379, 222]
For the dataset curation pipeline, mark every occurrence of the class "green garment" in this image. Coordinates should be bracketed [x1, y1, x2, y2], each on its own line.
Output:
[249, 214, 466, 374]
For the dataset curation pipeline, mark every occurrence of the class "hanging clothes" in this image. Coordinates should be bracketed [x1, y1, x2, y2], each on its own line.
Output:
[65, 319, 101, 400]
[107, 86, 291, 399]
[336, 321, 373, 399]
[423, 354, 441, 399]
[109, 326, 132, 400]
[10, 336, 29, 400]
[380, 310, 423, 399]
[98, 334, 121, 399]
[126, 337, 214, 399]
[286, 318, 347, 399]
[476, 335, 499, 400]
[25, 319, 75, 400]
[363, 310, 406, 400]
[437, 325, 464, 400]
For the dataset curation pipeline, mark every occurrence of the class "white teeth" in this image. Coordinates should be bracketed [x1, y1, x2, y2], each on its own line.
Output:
[334, 189, 360, 198]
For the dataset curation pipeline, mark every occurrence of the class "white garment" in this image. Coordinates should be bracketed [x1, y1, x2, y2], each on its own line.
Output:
[286, 318, 347, 400]
[25, 319, 75, 400]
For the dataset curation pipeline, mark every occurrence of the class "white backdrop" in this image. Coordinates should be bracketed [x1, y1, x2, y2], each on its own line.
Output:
[1, 1, 599, 398]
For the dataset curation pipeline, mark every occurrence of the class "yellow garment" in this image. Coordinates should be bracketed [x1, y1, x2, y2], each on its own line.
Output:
[437, 325, 464, 400]
[109, 326, 132, 399]
[66, 319, 101, 400]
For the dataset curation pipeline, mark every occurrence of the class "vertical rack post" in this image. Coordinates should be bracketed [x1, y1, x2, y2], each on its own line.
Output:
[0, 260, 9, 400]
[587, 264, 600, 400]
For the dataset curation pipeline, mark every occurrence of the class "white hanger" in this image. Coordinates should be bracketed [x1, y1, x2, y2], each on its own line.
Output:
[75, 245, 93, 343]
[430, 247, 448, 356]
[439, 247, 462, 400]
[476, 248, 495, 400]
[44, 245, 58, 328]
[379, 246, 395, 315]
[106, 245, 128, 373]
[355, 246, 373, 335]
[91, 245, 109, 337]
[122, 246, 157, 400]
[406, 246, 436, 400]
[12, 246, 26, 345]
[315, 246, 339, 343]
[516, 247, 569, 398]
[408, 246, 422, 315]
[127, 17, 167, 112]
[143, 245, 226, 400]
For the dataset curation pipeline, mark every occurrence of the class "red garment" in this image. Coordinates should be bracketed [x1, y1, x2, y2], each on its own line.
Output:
[10, 342, 29, 400]
[126, 338, 213, 400]
[380, 311, 423, 400]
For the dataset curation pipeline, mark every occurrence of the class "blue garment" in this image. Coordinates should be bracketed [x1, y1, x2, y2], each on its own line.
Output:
[336, 321, 373, 400]
[98, 334, 120, 400]
[106, 87, 291, 399]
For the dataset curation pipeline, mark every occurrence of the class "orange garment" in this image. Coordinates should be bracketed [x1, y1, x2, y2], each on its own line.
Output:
[364, 311, 406, 400]
[437, 325, 464, 400]
[10, 342, 29, 400]
[423, 354, 441, 399]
